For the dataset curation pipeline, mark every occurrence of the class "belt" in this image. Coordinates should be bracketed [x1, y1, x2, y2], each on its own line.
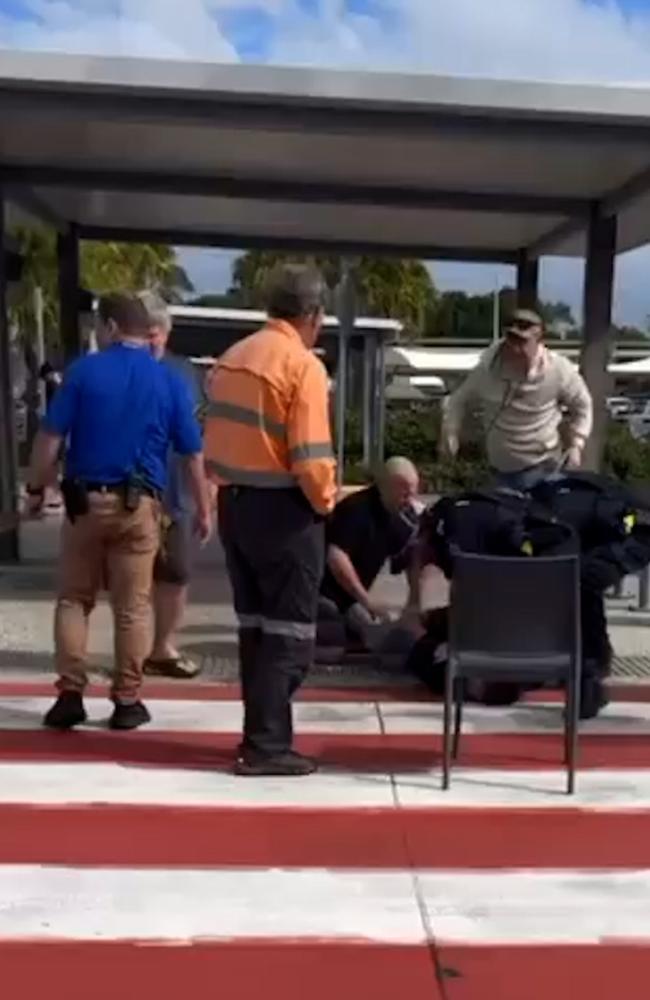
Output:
[85, 482, 161, 500]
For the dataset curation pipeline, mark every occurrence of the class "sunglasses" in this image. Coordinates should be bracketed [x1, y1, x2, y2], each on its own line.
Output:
[508, 319, 539, 333]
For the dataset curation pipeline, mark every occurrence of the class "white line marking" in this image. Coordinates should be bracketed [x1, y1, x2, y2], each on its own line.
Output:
[3, 696, 650, 735]
[394, 768, 650, 808]
[0, 698, 380, 734]
[0, 866, 425, 944]
[0, 762, 395, 808]
[418, 868, 650, 944]
[0, 762, 648, 809]
[380, 700, 650, 735]
[1, 866, 649, 946]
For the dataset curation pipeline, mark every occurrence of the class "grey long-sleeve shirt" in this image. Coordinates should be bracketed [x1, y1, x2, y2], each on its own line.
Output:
[441, 343, 593, 473]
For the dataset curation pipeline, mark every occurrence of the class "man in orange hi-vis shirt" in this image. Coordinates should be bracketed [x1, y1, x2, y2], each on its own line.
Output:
[205, 264, 337, 776]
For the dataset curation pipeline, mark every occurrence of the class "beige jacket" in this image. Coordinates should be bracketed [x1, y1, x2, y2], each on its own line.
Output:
[442, 343, 593, 473]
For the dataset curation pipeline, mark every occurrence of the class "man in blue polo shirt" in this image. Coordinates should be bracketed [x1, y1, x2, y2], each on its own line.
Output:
[26, 293, 212, 731]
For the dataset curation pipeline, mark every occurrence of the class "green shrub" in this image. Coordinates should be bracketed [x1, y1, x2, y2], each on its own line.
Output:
[603, 422, 650, 484]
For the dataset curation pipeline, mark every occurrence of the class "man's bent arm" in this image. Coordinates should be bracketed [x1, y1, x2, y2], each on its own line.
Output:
[560, 369, 593, 454]
[440, 367, 483, 456]
[288, 360, 336, 515]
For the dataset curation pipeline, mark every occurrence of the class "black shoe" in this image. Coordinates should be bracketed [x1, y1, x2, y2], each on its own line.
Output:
[109, 701, 151, 731]
[43, 691, 87, 730]
[234, 751, 318, 777]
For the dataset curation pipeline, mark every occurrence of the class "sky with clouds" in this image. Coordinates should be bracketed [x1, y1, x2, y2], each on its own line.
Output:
[3, 0, 650, 324]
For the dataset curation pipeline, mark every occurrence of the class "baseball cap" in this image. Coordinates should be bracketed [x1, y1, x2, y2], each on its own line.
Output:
[504, 308, 544, 340]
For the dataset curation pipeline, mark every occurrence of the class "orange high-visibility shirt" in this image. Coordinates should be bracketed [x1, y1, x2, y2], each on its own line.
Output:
[204, 319, 337, 516]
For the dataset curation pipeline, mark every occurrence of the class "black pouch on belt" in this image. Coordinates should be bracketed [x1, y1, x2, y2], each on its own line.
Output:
[60, 478, 89, 524]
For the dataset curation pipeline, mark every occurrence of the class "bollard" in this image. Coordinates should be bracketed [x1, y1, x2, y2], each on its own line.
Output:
[639, 567, 650, 612]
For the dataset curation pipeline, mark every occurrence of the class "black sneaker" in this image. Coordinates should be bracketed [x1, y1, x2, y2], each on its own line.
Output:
[109, 701, 151, 731]
[234, 751, 318, 777]
[43, 691, 87, 730]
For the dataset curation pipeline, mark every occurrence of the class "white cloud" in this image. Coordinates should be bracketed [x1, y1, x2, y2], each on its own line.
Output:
[267, 0, 650, 84]
[0, 0, 240, 60]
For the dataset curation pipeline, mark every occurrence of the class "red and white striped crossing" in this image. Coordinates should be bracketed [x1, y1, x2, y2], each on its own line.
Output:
[1, 679, 650, 999]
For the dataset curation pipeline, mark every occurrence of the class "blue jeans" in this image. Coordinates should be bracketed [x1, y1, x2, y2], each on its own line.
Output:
[493, 461, 564, 493]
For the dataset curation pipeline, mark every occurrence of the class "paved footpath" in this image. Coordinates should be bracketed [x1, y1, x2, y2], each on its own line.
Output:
[2, 678, 650, 998]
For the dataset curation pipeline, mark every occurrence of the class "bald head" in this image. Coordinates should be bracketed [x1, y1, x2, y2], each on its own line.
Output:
[379, 457, 419, 512]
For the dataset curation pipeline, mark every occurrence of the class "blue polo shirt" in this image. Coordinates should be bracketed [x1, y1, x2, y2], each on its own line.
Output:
[43, 342, 202, 492]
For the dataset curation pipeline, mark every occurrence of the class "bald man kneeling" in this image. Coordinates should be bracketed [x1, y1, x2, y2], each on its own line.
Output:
[318, 458, 423, 654]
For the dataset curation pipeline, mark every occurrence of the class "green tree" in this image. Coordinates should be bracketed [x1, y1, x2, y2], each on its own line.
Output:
[10, 225, 193, 348]
[230, 251, 437, 339]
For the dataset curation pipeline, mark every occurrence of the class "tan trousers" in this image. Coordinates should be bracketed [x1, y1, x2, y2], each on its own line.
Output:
[54, 493, 160, 703]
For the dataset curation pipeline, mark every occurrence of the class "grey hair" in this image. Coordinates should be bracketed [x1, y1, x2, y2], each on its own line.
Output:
[137, 289, 172, 333]
[383, 456, 419, 482]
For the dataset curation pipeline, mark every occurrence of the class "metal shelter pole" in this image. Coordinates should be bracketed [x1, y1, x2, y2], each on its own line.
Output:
[362, 332, 374, 467]
[516, 250, 540, 309]
[335, 258, 356, 490]
[57, 224, 81, 363]
[374, 333, 387, 467]
[0, 188, 20, 562]
[580, 208, 617, 472]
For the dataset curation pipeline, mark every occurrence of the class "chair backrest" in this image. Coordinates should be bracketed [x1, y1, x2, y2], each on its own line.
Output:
[449, 551, 579, 661]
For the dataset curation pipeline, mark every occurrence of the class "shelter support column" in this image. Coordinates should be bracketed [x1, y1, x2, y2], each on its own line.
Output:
[362, 332, 386, 471]
[0, 187, 20, 562]
[57, 224, 81, 363]
[335, 258, 356, 491]
[580, 208, 617, 472]
[516, 250, 539, 310]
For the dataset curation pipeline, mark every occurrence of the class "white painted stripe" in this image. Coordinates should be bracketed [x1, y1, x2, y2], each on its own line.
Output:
[0, 762, 649, 810]
[0, 866, 424, 944]
[3, 695, 650, 735]
[380, 700, 650, 735]
[418, 868, 650, 944]
[1, 866, 650, 946]
[394, 768, 650, 809]
[0, 763, 395, 808]
[0, 698, 380, 735]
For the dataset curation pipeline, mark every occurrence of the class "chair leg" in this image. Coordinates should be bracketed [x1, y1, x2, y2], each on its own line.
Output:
[442, 663, 455, 791]
[452, 680, 463, 761]
[565, 672, 580, 795]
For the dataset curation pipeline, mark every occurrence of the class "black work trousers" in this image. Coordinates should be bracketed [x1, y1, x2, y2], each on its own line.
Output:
[218, 486, 325, 758]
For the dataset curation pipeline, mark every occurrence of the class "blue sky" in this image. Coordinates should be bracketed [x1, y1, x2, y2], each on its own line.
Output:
[3, 0, 650, 324]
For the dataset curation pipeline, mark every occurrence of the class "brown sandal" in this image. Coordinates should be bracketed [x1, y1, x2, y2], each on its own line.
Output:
[143, 655, 202, 679]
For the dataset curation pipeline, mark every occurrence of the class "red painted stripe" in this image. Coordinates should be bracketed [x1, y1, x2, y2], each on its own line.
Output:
[2, 804, 650, 869]
[0, 941, 442, 1000]
[0, 729, 649, 770]
[0, 680, 430, 702]
[440, 944, 650, 1000]
[0, 680, 647, 702]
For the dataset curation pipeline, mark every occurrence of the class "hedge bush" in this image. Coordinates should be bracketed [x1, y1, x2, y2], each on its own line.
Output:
[342, 404, 650, 492]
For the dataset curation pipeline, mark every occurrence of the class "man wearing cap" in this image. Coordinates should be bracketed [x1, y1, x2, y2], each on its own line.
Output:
[441, 308, 593, 491]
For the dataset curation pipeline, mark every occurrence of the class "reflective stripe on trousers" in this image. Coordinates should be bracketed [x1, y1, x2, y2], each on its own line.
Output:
[237, 615, 316, 641]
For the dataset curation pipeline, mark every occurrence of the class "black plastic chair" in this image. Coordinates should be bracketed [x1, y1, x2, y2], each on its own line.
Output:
[443, 552, 582, 794]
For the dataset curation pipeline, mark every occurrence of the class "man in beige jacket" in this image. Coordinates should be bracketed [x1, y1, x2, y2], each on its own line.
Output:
[441, 309, 593, 491]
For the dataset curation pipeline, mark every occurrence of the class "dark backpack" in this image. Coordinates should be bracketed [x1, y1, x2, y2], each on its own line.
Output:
[531, 473, 637, 552]
[421, 488, 576, 580]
